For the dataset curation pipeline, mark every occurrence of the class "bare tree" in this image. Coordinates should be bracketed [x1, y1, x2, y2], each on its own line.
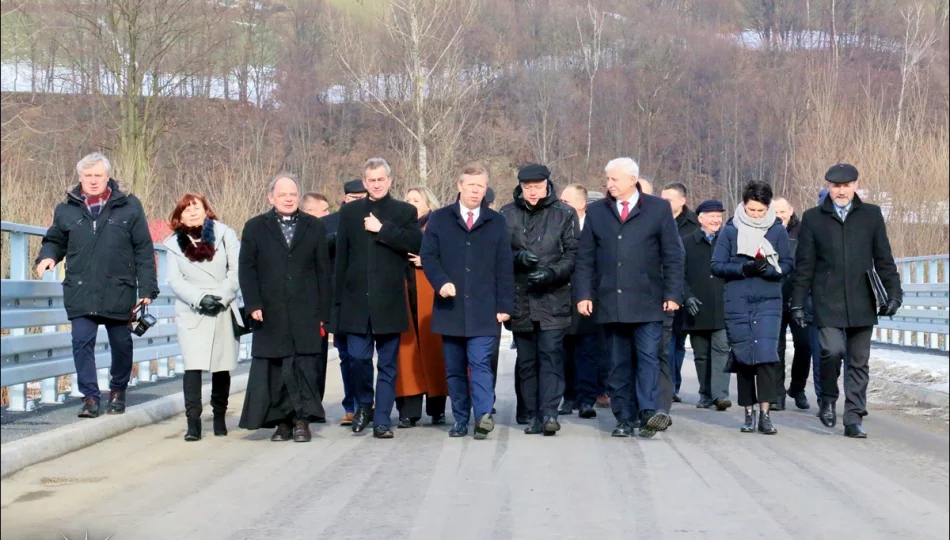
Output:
[895, 2, 938, 143]
[575, 0, 605, 170]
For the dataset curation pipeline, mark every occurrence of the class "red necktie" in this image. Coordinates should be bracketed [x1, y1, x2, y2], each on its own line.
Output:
[620, 201, 630, 222]
[466, 211, 474, 230]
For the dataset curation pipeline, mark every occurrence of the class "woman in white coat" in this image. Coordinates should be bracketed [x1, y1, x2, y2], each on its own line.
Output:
[164, 194, 242, 441]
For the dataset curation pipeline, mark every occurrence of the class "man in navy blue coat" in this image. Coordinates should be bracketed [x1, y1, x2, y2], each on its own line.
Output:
[421, 163, 515, 440]
[574, 157, 685, 438]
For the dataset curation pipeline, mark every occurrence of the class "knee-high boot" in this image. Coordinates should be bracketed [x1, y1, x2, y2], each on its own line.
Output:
[183, 370, 203, 441]
[211, 371, 230, 436]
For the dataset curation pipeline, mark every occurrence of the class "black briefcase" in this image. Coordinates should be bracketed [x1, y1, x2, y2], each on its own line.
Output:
[866, 269, 889, 312]
[232, 306, 261, 338]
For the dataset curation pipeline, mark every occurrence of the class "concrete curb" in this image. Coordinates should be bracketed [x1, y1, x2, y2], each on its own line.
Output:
[873, 379, 950, 409]
[1, 350, 338, 479]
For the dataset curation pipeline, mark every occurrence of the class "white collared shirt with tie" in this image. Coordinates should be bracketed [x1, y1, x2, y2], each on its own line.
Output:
[616, 191, 640, 219]
[460, 202, 480, 228]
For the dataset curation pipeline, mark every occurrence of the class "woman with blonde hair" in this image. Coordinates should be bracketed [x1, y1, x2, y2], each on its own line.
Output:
[396, 186, 449, 427]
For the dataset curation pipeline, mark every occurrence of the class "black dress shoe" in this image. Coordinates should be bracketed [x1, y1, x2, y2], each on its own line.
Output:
[558, 400, 575, 415]
[431, 413, 447, 425]
[213, 413, 228, 437]
[741, 409, 755, 433]
[491, 407, 497, 414]
[714, 398, 732, 411]
[578, 403, 597, 419]
[789, 390, 810, 410]
[769, 401, 784, 412]
[757, 410, 777, 435]
[448, 421, 469, 437]
[474, 413, 495, 440]
[542, 416, 560, 436]
[293, 420, 312, 442]
[78, 397, 100, 418]
[106, 390, 126, 415]
[524, 418, 543, 435]
[516, 413, 531, 426]
[271, 423, 293, 441]
[818, 402, 836, 428]
[373, 425, 394, 439]
[672, 394, 682, 403]
[184, 418, 202, 441]
[844, 424, 867, 438]
[352, 407, 372, 434]
[696, 397, 714, 409]
[397, 417, 416, 429]
[611, 421, 633, 437]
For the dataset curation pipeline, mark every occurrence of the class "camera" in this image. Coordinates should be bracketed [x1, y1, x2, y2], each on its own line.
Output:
[128, 303, 157, 336]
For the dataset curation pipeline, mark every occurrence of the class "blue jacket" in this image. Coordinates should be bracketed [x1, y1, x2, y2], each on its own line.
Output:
[574, 187, 684, 324]
[421, 201, 515, 337]
[711, 218, 794, 365]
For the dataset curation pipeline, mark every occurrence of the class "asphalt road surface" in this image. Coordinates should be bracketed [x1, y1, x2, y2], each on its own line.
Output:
[1, 348, 947, 540]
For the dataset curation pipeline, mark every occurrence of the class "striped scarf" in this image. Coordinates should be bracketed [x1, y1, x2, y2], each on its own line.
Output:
[82, 188, 112, 219]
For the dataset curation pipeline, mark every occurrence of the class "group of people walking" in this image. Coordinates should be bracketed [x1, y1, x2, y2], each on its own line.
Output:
[37, 152, 903, 443]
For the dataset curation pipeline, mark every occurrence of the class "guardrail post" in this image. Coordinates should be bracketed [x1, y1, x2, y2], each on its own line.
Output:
[158, 357, 169, 378]
[70, 373, 84, 398]
[6, 385, 33, 412]
[97, 368, 109, 394]
[9, 231, 29, 280]
[40, 378, 60, 404]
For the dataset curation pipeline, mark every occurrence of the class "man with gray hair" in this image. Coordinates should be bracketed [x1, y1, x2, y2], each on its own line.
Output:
[36, 152, 159, 419]
[335, 158, 423, 439]
[574, 157, 684, 438]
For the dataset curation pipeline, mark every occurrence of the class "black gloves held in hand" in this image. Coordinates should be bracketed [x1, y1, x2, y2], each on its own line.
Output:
[790, 307, 806, 328]
[526, 267, 556, 288]
[514, 250, 540, 272]
[879, 298, 901, 317]
[198, 295, 225, 316]
[684, 297, 702, 317]
[742, 257, 769, 277]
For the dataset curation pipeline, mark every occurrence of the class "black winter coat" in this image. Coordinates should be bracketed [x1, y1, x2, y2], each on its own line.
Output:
[37, 179, 159, 321]
[676, 207, 700, 238]
[711, 219, 794, 365]
[239, 209, 331, 358]
[791, 194, 902, 329]
[567, 216, 600, 336]
[499, 181, 579, 333]
[421, 202, 515, 337]
[574, 186, 684, 324]
[682, 229, 725, 332]
[334, 194, 423, 335]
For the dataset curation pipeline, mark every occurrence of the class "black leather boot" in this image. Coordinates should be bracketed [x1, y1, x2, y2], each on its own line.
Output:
[352, 407, 372, 433]
[819, 401, 837, 428]
[106, 390, 127, 414]
[741, 408, 755, 433]
[183, 370, 203, 422]
[758, 409, 777, 434]
[213, 413, 228, 437]
[184, 418, 202, 441]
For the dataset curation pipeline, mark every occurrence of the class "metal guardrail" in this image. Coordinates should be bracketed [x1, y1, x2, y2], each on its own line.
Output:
[1, 220, 251, 412]
[872, 255, 950, 351]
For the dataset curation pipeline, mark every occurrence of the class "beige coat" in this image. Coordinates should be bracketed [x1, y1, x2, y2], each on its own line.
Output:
[163, 221, 242, 372]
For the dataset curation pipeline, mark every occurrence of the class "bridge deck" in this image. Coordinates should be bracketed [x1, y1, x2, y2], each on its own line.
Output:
[1, 348, 947, 540]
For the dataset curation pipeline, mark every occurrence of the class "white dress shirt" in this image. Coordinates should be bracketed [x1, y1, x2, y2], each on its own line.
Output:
[616, 191, 640, 216]
[460, 202, 480, 224]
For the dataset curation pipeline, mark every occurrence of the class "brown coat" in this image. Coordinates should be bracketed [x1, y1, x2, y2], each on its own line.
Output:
[396, 220, 448, 399]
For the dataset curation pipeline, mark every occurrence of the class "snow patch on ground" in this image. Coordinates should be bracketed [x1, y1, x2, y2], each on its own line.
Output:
[869, 348, 949, 395]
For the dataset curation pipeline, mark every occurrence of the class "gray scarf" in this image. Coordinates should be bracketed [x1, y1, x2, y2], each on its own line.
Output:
[733, 203, 781, 273]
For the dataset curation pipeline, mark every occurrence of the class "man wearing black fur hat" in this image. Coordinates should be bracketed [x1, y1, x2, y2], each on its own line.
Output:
[791, 164, 902, 439]
[500, 163, 579, 436]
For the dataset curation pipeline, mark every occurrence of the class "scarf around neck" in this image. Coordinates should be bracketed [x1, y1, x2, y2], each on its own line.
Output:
[176, 218, 216, 262]
[733, 203, 781, 274]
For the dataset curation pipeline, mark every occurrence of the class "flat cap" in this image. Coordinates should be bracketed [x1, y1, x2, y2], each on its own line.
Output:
[485, 187, 496, 205]
[824, 164, 859, 184]
[344, 179, 367, 194]
[517, 163, 551, 182]
[695, 199, 725, 214]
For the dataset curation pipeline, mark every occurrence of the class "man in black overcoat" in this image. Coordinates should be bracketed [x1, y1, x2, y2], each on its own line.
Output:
[790, 164, 902, 439]
[681, 200, 731, 411]
[238, 174, 331, 443]
[500, 164, 579, 437]
[574, 157, 684, 439]
[335, 158, 423, 439]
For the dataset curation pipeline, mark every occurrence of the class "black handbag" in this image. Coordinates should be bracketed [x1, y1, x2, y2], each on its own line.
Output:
[232, 306, 261, 337]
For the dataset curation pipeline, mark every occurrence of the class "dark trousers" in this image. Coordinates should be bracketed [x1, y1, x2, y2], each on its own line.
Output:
[396, 394, 447, 420]
[183, 370, 231, 419]
[346, 328, 401, 429]
[736, 362, 780, 407]
[335, 334, 356, 413]
[514, 324, 567, 419]
[318, 334, 329, 400]
[654, 313, 676, 415]
[604, 322, 662, 422]
[818, 326, 873, 426]
[665, 312, 687, 394]
[778, 312, 812, 397]
[690, 329, 731, 401]
[70, 315, 134, 400]
[443, 336, 495, 422]
[563, 333, 601, 407]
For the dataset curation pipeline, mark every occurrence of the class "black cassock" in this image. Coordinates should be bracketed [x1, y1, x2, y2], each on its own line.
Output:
[237, 209, 330, 429]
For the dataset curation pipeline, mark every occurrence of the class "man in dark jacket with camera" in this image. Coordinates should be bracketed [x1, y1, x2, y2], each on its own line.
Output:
[36, 153, 159, 419]
[791, 164, 902, 439]
[500, 163, 579, 436]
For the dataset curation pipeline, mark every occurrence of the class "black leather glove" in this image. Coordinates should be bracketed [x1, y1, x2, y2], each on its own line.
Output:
[741, 260, 760, 277]
[879, 298, 901, 317]
[790, 307, 806, 328]
[198, 295, 224, 316]
[514, 250, 540, 272]
[526, 267, 556, 287]
[753, 257, 770, 275]
[684, 297, 702, 317]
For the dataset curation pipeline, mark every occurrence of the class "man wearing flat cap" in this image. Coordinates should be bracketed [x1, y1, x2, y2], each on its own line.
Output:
[500, 163, 579, 436]
[791, 164, 902, 439]
[682, 200, 732, 411]
[322, 178, 367, 426]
